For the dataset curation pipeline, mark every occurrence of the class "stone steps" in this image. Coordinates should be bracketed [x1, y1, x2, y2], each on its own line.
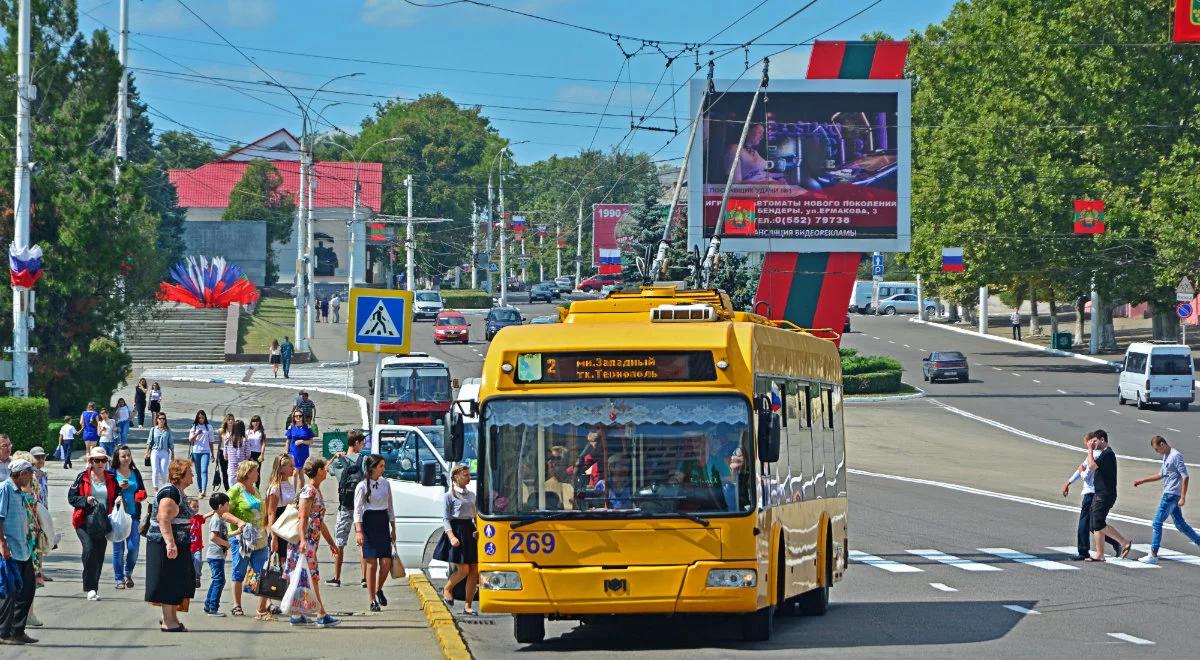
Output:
[122, 302, 229, 363]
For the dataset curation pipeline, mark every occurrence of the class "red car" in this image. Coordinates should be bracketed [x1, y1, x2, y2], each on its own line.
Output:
[433, 311, 470, 344]
[578, 274, 621, 292]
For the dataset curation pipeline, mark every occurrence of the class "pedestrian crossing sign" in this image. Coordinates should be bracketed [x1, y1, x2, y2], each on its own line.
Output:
[347, 288, 413, 354]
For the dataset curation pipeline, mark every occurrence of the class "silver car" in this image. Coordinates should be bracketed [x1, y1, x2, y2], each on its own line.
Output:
[875, 294, 937, 316]
[554, 276, 574, 294]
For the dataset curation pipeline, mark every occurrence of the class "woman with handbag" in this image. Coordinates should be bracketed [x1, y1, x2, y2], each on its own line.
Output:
[214, 414, 236, 493]
[111, 446, 147, 590]
[66, 447, 118, 601]
[134, 378, 149, 429]
[220, 461, 272, 620]
[265, 454, 297, 566]
[354, 455, 400, 612]
[145, 413, 175, 490]
[283, 457, 339, 627]
[144, 459, 196, 632]
[435, 464, 479, 615]
[79, 402, 101, 457]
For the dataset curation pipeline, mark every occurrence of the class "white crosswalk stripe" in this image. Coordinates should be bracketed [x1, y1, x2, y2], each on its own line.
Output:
[1046, 546, 1157, 569]
[849, 550, 924, 573]
[1132, 545, 1200, 566]
[907, 549, 1002, 572]
[978, 548, 1078, 571]
[138, 364, 355, 391]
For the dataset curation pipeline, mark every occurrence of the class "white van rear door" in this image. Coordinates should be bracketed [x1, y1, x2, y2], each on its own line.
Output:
[1149, 352, 1194, 398]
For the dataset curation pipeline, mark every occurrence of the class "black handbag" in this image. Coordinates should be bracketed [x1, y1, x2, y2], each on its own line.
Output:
[86, 502, 112, 538]
[255, 556, 289, 600]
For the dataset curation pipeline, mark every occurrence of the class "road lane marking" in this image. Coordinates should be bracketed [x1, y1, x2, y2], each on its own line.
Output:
[1011, 372, 1021, 377]
[1108, 410, 1122, 415]
[922, 399, 1187, 466]
[979, 548, 1077, 571]
[929, 583, 957, 592]
[1167, 428, 1181, 433]
[1132, 545, 1200, 565]
[1003, 605, 1040, 615]
[1031, 379, 1041, 384]
[1107, 633, 1154, 646]
[907, 549, 1002, 572]
[888, 340, 896, 344]
[872, 336, 880, 340]
[848, 551, 923, 573]
[919, 348, 927, 352]
[1056, 389, 1067, 394]
[991, 366, 1002, 371]
[1047, 547, 1157, 569]
[1085, 401, 1096, 406]
[1137, 419, 1151, 425]
[903, 344, 911, 348]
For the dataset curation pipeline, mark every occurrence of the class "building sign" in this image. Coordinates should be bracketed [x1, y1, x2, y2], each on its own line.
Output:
[515, 351, 716, 383]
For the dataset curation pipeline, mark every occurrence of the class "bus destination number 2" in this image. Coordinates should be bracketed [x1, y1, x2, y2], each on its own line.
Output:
[510, 532, 556, 555]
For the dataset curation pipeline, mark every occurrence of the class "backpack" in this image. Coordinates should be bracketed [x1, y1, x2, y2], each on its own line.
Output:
[338, 454, 367, 509]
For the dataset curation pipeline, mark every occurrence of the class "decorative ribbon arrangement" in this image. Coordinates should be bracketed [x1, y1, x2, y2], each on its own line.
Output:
[157, 255, 260, 308]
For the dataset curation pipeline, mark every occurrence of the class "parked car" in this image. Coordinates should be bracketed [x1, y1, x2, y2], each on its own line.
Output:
[529, 283, 558, 303]
[554, 276, 574, 293]
[506, 278, 526, 292]
[849, 280, 917, 314]
[485, 306, 524, 340]
[432, 311, 469, 344]
[875, 293, 938, 316]
[1118, 342, 1195, 411]
[413, 290, 444, 321]
[529, 315, 559, 324]
[578, 274, 621, 292]
[922, 351, 969, 382]
[600, 283, 622, 296]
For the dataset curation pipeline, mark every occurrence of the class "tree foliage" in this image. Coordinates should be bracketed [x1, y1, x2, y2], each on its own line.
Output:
[222, 159, 295, 285]
[153, 130, 217, 170]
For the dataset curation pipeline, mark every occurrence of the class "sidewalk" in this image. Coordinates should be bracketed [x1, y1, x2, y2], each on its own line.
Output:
[28, 380, 443, 659]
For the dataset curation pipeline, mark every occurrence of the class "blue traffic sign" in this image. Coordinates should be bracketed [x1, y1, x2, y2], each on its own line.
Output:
[1177, 302, 1194, 319]
[871, 254, 884, 278]
[347, 288, 413, 354]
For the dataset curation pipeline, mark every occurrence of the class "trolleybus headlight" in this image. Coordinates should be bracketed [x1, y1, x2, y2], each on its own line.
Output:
[706, 569, 756, 588]
[716, 360, 729, 370]
[481, 571, 523, 591]
[501, 362, 513, 373]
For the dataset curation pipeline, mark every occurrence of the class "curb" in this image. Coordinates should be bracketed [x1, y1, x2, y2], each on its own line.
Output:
[167, 376, 370, 429]
[908, 317, 1123, 368]
[844, 387, 926, 404]
[408, 573, 472, 660]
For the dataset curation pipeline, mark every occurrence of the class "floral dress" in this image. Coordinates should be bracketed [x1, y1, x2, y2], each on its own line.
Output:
[22, 491, 42, 575]
[284, 484, 325, 579]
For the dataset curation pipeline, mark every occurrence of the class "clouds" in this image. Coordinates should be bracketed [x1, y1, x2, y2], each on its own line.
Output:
[359, 0, 421, 28]
[135, 0, 277, 31]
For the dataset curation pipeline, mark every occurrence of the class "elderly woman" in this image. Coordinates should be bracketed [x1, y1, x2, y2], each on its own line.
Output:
[222, 460, 271, 620]
[67, 447, 118, 602]
[144, 459, 196, 632]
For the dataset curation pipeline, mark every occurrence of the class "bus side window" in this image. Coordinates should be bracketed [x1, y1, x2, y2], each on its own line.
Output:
[786, 379, 812, 502]
[775, 381, 791, 501]
[808, 383, 826, 499]
[831, 386, 846, 497]
[822, 388, 835, 430]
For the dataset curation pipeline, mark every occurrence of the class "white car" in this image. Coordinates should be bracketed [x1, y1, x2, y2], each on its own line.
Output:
[413, 290, 444, 320]
[1118, 342, 1195, 411]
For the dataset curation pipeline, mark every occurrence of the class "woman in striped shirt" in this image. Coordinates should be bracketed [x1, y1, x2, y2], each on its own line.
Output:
[223, 420, 251, 488]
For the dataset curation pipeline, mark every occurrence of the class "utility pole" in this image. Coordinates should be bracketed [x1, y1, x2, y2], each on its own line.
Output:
[470, 202, 479, 289]
[519, 225, 528, 284]
[115, 0, 128, 179]
[405, 174, 415, 291]
[485, 175, 495, 294]
[537, 230, 544, 282]
[499, 169, 508, 306]
[294, 138, 308, 350]
[305, 166, 316, 343]
[575, 198, 583, 288]
[348, 175, 359, 296]
[9, 0, 32, 397]
[555, 221, 562, 279]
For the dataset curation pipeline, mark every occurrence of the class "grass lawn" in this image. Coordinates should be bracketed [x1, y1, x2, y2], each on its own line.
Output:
[238, 297, 296, 354]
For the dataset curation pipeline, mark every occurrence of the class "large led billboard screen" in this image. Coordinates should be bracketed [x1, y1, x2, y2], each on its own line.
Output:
[687, 78, 911, 254]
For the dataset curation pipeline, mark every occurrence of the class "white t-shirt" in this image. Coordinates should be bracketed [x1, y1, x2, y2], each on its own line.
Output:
[116, 406, 131, 423]
[59, 424, 77, 441]
[245, 429, 264, 453]
[98, 419, 115, 441]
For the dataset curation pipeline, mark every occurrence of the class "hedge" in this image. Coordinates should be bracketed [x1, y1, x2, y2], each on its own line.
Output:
[0, 397, 50, 451]
[843, 370, 903, 394]
[842, 355, 903, 376]
[442, 289, 492, 309]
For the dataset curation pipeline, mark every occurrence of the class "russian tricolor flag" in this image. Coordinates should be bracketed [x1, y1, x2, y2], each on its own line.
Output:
[941, 247, 964, 273]
[598, 248, 621, 274]
[511, 215, 526, 232]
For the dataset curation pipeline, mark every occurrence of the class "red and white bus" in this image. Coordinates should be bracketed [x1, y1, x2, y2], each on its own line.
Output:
[374, 353, 454, 426]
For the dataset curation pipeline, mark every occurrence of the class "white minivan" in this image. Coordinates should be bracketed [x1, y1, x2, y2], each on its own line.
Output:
[1117, 342, 1195, 411]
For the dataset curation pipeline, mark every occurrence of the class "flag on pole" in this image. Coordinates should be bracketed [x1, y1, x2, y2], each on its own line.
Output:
[557, 233, 567, 248]
[598, 248, 621, 274]
[1073, 200, 1106, 234]
[1174, 0, 1200, 42]
[511, 215, 526, 233]
[941, 247, 964, 273]
[8, 244, 43, 289]
[535, 225, 547, 238]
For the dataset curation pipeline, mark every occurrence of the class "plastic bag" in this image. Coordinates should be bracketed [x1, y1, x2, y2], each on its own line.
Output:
[279, 559, 319, 616]
[107, 500, 132, 543]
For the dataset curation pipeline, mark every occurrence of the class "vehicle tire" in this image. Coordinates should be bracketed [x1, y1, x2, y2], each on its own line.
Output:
[884, 307, 897, 316]
[1117, 389, 1126, 406]
[462, 338, 469, 344]
[434, 340, 441, 345]
[514, 614, 545, 644]
[925, 306, 936, 317]
[797, 533, 832, 616]
[1181, 402, 1190, 412]
[740, 603, 774, 642]
[1136, 394, 1148, 410]
[923, 371, 929, 382]
[958, 373, 968, 383]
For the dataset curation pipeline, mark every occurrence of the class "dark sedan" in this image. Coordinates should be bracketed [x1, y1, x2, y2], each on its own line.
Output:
[529, 283, 558, 303]
[922, 351, 969, 382]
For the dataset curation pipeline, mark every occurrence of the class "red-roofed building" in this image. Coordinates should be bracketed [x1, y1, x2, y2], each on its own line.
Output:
[168, 130, 385, 286]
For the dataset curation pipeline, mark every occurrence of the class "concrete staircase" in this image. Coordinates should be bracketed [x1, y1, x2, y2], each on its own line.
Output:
[123, 302, 228, 364]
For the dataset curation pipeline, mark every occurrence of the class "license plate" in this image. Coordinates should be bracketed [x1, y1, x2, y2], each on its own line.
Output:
[943, 370, 958, 375]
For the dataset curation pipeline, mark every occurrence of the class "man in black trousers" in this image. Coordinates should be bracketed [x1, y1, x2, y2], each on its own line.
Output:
[1062, 432, 1121, 560]
[0, 459, 38, 645]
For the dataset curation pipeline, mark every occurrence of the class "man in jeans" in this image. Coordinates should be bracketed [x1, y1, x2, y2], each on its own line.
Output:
[1009, 310, 1022, 340]
[1061, 432, 1121, 560]
[1135, 436, 1200, 564]
[0, 459, 37, 645]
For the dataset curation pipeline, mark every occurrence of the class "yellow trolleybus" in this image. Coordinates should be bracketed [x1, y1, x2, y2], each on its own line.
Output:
[452, 286, 848, 644]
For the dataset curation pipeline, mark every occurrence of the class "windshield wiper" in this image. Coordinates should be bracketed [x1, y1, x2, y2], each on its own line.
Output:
[651, 511, 710, 527]
[510, 508, 643, 529]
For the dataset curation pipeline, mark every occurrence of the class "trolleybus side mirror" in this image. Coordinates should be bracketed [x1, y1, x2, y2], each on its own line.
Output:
[446, 414, 465, 463]
[452, 378, 461, 389]
[420, 460, 440, 488]
[368, 378, 375, 396]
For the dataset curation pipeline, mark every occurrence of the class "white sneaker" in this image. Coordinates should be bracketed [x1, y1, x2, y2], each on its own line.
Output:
[1138, 555, 1159, 565]
[86, 590, 100, 601]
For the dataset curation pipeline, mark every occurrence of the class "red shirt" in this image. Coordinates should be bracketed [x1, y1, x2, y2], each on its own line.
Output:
[189, 514, 205, 553]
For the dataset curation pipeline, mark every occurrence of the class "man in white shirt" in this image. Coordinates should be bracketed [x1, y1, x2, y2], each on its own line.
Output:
[1062, 432, 1120, 560]
[1010, 310, 1022, 340]
[330, 295, 342, 324]
[1134, 436, 1200, 564]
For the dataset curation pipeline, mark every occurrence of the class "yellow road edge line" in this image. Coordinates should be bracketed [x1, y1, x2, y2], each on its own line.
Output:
[408, 573, 473, 660]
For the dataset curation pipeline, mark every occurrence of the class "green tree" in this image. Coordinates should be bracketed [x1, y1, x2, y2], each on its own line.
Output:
[222, 159, 295, 285]
[153, 130, 217, 169]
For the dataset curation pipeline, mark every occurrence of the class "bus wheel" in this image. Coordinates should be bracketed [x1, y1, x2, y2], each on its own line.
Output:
[797, 536, 832, 616]
[514, 614, 545, 644]
[740, 603, 774, 642]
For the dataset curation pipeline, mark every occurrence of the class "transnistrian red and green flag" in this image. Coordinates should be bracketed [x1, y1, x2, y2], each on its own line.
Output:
[1073, 200, 1106, 234]
[723, 199, 757, 236]
[1175, 0, 1200, 42]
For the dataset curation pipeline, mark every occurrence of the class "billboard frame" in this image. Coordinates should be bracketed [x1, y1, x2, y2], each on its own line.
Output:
[687, 77, 912, 254]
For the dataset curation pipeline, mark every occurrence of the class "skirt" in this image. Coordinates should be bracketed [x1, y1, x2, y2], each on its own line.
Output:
[432, 519, 477, 565]
[270, 354, 282, 365]
[361, 510, 392, 559]
[149, 400, 161, 414]
[144, 538, 196, 606]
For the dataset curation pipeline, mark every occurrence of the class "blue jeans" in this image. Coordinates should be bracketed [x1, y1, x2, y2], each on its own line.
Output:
[192, 452, 211, 493]
[61, 439, 74, 469]
[111, 528, 141, 583]
[205, 558, 226, 612]
[100, 441, 117, 459]
[230, 537, 269, 583]
[117, 420, 131, 445]
[1150, 493, 1200, 553]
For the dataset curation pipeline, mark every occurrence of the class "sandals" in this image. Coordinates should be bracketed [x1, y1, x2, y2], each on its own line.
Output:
[442, 591, 455, 607]
[1119, 542, 1132, 559]
[254, 611, 277, 622]
[160, 624, 187, 632]
[231, 606, 245, 616]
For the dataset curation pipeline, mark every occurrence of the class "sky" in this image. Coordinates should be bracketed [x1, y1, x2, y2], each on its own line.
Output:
[77, 0, 960, 165]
